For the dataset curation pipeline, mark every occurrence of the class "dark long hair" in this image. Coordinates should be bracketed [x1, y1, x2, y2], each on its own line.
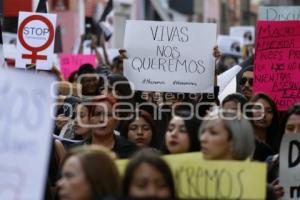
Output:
[123, 149, 176, 199]
[281, 104, 300, 135]
[163, 108, 201, 153]
[222, 93, 248, 112]
[121, 109, 159, 148]
[250, 93, 280, 153]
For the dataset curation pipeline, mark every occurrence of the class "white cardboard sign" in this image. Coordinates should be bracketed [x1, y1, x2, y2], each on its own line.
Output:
[279, 134, 300, 200]
[0, 69, 55, 200]
[260, 6, 300, 21]
[229, 26, 255, 45]
[16, 12, 57, 70]
[123, 20, 216, 93]
[0, 45, 4, 67]
[217, 35, 243, 56]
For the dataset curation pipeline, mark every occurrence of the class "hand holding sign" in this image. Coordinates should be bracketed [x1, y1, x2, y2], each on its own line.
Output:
[123, 20, 216, 93]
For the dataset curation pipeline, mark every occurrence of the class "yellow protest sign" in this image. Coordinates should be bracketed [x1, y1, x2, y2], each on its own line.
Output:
[116, 152, 266, 200]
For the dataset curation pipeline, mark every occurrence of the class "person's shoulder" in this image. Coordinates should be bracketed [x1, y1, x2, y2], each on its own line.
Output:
[114, 135, 136, 148]
[113, 135, 138, 158]
[65, 140, 85, 150]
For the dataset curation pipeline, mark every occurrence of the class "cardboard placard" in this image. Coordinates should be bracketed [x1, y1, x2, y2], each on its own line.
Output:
[117, 152, 266, 199]
[123, 20, 216, 93]
[260, 6, 300, 21]
[229, 26, 255, 45]
[280, 134, 300, 200]
[16, 12, 57, 70]
[254, 21, 300, 110]
[59, 54, 96, 80]
[0, 69, 55, 200]
[217, 35, 243, 56]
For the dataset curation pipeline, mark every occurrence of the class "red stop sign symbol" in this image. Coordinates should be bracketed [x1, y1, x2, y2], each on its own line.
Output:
[18, 15, 55, 64]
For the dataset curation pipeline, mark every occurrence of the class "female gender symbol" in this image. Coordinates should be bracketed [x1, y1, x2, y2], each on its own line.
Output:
[18, 15, 55, 64]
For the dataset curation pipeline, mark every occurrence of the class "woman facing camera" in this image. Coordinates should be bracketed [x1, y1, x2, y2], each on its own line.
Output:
[164, 108, 201, 154]
[199, 111, 255, 160]
[57, 145, 121, 200]
[121, 110, 158, 149]
[123, 149, 176, 199]
[198, 110, 278, 199]
[249, 93, 281, 161]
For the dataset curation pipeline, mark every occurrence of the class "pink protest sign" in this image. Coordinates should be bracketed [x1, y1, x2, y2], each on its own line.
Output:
[254, 21, 300, 110]
[59, 54, 96, 80]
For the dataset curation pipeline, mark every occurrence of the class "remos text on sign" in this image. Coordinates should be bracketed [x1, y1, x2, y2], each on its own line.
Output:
[123, 20, 216, 93]
[16, 12, 57, 70]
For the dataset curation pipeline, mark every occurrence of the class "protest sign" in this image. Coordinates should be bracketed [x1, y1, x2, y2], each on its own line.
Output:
[229, 26, 255, 45]
[3, 44, 17, 59]
[123, 20, 216, 93]
[217, 35, 243, 56]
[260, 6, 300, 21]
[0, 44, 4, 67]
[280, 134, 300, 200]
[2, 32, 17, 44]
[219, 77, 237, 103]
[59, 54, 96, 80]
[0, 69, 55, 200]
[0, 22, 4, 67]
[218, 64, 241, 94]
[254, 21, 300, 110]
[16, 12, 57, 70]
[97, 47, 119, 64]
[116, 152, 266, 200]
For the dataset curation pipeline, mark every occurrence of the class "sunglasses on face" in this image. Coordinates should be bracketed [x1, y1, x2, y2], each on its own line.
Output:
[239, 77, 253, 86]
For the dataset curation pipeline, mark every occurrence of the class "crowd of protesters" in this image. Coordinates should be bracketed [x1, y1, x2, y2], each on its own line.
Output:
[2, 4, 293, 198]
[39, 30, 300, 200]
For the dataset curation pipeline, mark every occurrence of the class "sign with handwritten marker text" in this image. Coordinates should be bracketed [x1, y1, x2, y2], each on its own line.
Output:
[260, 6, 300, 21]
[0, 69, 55, 200]
[280, 134, 300, 200]
[116, 152, 266, 200]
[59, 54, 96, 80]
[254, 21, 300, 110]
[123, 20, 216, 93]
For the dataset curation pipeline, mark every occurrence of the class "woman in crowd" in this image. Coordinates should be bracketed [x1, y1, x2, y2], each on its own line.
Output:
[45, 139, 66, 200]
[163, 108, 201, 154]
[56, 101, 92, 149]
[121, 109, 159, 149]
[55, 96, 82, 136]
[57, 145, 121, 200]
[249, 93, 281, 161]
[267, 104, 300, 199]
[72, 103, 91, 141]
[123, 149, 176, 199]
[199, 110, 255, 160]
[221, 93, 248, 112]
[88, 95, 138, 158]
[198, 109, 276, 200]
